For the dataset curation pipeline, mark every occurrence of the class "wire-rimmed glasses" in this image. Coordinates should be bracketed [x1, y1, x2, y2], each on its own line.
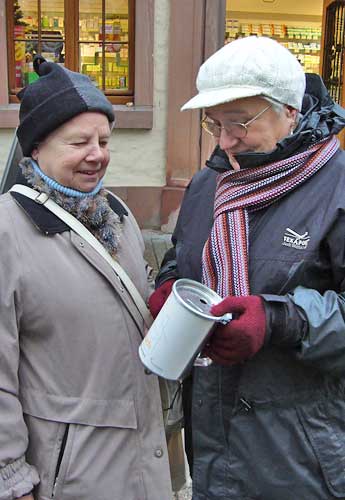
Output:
[201, 103, 272, 139]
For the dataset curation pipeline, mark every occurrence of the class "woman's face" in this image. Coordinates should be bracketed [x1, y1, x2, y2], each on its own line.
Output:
[205, 96, 298, 168]
[31, 112, 111, 192]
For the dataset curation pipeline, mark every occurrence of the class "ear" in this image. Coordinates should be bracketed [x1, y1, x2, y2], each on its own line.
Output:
[285, 105, 298, 122]
[31, 146, 39, 160]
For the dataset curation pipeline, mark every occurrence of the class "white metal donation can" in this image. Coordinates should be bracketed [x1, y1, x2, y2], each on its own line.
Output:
[138, 278, 231, 380]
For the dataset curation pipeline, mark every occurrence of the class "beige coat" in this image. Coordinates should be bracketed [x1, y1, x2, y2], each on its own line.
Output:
[0, 192, 172, 500]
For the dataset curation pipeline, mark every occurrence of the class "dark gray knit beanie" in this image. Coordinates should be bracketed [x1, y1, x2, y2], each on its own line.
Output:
[17, 55, 115, 156]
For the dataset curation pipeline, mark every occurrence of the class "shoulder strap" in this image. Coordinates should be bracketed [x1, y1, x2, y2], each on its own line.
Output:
[10, 184, 153, 328]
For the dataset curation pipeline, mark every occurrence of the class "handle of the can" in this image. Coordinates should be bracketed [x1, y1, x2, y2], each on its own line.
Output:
[217, 313, 232, 325]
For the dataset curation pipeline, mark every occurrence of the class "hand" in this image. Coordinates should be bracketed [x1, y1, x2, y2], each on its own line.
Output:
[148, 279, 175, 318]
[207, 295, 266, 365]
[18, 495, 34, 500]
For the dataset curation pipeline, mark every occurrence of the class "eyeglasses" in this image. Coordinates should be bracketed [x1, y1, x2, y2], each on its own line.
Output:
[201, 103, 272, 139]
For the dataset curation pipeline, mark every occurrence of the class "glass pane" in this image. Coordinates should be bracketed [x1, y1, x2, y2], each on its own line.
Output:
[41, 0, 65, 35]
[104, 44, 128, 90]
[79, 43, 103, 89]
[14, 39, 66, 88]
[14, 40, 63, 87]
[40, 0, 65, 62]
[79, 0, 102, 42]
[79, 0, 130, 93]
[13, 0, 38, 39]
[13, 1, 65, 65]
[105, 0, 128, 42]
[104, 0, 129, 90]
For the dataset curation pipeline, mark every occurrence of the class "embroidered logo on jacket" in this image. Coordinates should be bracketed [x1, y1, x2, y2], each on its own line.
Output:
[282, 227, 310, 250]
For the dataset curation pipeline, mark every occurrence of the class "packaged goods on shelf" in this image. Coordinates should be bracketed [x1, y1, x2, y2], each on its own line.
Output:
[225, 17, 321, 74]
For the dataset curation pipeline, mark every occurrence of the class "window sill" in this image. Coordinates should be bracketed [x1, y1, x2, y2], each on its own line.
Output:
[0, 104, 153, 129]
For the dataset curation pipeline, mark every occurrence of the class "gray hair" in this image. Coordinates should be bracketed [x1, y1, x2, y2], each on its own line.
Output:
[261, 96, 301, 126]
[261, 96, 285, 115]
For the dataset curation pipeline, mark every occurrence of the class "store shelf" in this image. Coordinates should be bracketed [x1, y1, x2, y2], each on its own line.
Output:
[225, 18, 322, 74]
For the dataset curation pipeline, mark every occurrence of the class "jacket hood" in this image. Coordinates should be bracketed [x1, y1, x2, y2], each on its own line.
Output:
[206, 73, 345, 172]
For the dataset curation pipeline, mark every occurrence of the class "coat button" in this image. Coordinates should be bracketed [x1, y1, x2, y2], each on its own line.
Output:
[197, 399, 203, 407]
[154, 447, 164, 458]
[79, 242, 84, 247]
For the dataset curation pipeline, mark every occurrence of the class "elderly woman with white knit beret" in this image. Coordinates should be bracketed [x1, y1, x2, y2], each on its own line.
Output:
[149, 36, 345, 500]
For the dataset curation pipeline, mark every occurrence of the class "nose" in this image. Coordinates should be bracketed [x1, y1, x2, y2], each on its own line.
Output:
[85, 143, 104, 163]
[218, 128, 240, 151]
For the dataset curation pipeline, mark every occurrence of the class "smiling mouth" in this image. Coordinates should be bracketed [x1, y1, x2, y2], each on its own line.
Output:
[79, 170, 100, 176]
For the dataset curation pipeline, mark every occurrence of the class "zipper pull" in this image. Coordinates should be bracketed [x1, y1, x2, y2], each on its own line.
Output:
[239, 397, 252, 412]
[52, 478, 58, 498]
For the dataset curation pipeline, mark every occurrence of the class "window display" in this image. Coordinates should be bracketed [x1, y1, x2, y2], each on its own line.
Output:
[8, 0, 132, 100]
[12, 0, 65, 88]
[225, 16, 322, 74]
[79, 0, 129, 91]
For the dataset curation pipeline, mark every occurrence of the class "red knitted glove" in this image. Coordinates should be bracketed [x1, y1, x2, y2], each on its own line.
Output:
[207, 296, 266, 365]
[148, 279, 175, 318]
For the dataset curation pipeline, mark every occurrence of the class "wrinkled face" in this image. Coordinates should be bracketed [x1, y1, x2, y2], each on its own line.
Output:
[205, 96, 298, 164]
[31, 112, 111, 192]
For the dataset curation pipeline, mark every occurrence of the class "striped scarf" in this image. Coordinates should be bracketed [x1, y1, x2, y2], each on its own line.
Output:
[202, 135, 339, 297]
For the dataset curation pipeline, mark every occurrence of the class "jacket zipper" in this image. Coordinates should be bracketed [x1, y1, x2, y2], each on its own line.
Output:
[232, 395, 253, 415]
[52, 424, 69, 498]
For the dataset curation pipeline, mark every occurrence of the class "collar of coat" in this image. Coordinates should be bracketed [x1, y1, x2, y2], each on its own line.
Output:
[10, 173, 128, 235]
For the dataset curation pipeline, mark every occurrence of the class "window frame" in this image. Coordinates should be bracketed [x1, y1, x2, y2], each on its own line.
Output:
[0, 0, 153, 129]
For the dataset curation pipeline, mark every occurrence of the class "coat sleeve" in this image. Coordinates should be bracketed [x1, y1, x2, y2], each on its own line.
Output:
[262, 210, 345, 376]
[0, 202, 39, 500]
[155, 245, 179, 288]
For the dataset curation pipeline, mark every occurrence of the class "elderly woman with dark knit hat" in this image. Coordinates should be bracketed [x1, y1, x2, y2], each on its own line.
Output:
[0, 57, 172, 500]
[149, 36, 345, 499]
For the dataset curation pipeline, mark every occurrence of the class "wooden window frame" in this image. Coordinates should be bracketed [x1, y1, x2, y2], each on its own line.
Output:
[0, 0, 153, 129]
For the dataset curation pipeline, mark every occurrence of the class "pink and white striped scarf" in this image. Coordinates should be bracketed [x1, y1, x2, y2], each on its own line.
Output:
[202, 135, 339, 297]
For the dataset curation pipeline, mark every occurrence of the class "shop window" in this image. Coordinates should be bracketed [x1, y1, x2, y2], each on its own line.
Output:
[6, 0, 134, 104]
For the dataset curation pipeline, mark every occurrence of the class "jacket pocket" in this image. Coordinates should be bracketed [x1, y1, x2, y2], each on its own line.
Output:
[21, 387, 138, 499]
[20, 386, 138, 428]
[296, 399, 345, 497]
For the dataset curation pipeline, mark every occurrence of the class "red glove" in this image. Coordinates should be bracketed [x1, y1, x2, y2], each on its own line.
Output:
[206, 296, 266, 365]
[148, 279, 175, 318]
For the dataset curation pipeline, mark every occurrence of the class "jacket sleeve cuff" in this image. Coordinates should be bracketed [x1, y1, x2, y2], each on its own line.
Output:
[261, 294, 308, 347]
[0, 456, 39, 500]
[155, 248, 179, 288]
